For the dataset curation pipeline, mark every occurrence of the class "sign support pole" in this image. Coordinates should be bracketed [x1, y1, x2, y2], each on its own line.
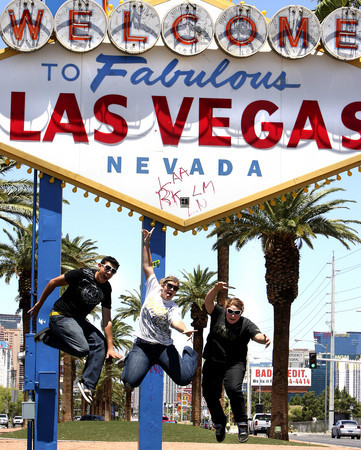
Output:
[139, 217, 165, 450]
[34, 175, 62, 449]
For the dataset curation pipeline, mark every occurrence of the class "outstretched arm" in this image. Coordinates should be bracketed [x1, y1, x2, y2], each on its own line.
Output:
[28, 274, 68, 319]
[102, 307, 123, 360]
[253, 333, 271, 348]
[142, 228, 155, 280]
[204, 281, 228, 314]
[171, 318, 196, 340]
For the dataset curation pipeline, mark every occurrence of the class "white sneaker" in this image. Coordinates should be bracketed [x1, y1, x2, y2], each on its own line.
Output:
[77, 381, 93, 404]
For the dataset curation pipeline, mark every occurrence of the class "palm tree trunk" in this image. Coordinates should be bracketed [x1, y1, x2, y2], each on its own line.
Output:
[61, 353, 74, 422]
[217, 244, 229, 307]
[270, 302, 291, 440]
[104, 359, 112, 421]
[125, 391, 132, 421]
[191, 329, 203, 427]
[81, 397, 87, 416]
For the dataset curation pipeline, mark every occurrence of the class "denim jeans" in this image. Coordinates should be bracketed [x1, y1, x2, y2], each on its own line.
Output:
[122, 340, 198, 387]
[45, 315, 106, 391]
[202, 360, 247, 424]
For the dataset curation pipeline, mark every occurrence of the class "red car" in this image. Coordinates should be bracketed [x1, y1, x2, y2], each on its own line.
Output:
[162, 416, 177, 423]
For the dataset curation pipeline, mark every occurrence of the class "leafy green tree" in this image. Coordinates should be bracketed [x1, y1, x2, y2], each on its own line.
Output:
[289, 406, 304, 423]
[177, 265, 217, 427]
[96, 318, 133, 421]
[0, 224, 36, 337]
[314, 0, 361, 21]
[334, 386, 361, 417]
[251, 391, 272, 415]
[116, 289, 141, 322]
[209, 184, 361, 439]
[0, 386, 24, 418]
[0, 157, 34, 228]
[115, 290, 141, 421]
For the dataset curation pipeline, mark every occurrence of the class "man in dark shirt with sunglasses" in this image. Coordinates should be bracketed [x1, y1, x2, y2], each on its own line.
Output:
[29, 257, 123, 404]
[202, 281, 270, 444]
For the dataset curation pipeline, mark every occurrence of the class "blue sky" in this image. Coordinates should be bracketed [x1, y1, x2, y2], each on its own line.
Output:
[1, 0, 361, 361]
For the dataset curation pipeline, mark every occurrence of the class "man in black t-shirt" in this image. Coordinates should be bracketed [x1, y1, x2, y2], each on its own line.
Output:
[202, 282, 270, 444]
[29, 256, 123, 404]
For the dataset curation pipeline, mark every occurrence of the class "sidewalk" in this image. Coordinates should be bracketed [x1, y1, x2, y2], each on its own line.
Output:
[0, 428, 356, 449]
[0, 437, 357, 450]
[0, 441, 354, 449]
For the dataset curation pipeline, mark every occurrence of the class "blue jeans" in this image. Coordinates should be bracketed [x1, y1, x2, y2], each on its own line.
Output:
[122, 339, 198, 387]
[45, 315, 106, 391]
[202, 360, 247, 424]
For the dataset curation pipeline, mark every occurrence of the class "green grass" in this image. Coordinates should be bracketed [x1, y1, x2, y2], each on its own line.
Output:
[1, 422, 313, 445]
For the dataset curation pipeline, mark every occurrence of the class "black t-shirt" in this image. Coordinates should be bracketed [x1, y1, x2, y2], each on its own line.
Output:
[203, 304, 261, 364]
[52, 268, 112, 320]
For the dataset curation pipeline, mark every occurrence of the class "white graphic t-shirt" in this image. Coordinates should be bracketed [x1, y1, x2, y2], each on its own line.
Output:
[135, 274, 180, 345]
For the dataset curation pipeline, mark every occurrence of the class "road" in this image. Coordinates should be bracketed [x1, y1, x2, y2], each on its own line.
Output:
[291, 433, 361, 448]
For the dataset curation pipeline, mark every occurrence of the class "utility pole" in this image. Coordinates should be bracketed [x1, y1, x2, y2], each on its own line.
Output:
[329, 253, 335, 431]
[247, 357, 252, 420]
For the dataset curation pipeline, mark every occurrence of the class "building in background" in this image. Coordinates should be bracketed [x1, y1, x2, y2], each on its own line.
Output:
[0, 314, 23, 390]
[314, 331, 361, 402]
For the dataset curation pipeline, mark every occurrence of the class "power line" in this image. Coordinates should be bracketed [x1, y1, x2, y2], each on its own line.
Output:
[297, 262, 329, 299]
[292, 312, 328, 343]
[335, 247, 361, 262]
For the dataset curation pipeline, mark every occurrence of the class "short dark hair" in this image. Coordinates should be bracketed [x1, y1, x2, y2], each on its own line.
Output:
[101, 256, 119, 270]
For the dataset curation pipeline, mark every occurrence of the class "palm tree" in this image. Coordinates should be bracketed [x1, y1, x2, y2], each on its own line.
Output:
[176, 265, 217, 427]
[60, 234, 101, 272]
[115, 290, 141, 421]
[0, 224, 35, 337]
[116, 289, 142, 322]
[314, 0, 361, 21]
[101, 318, 133, 421]
[208, 184, 361, 440]
[0, 157, 34, 227]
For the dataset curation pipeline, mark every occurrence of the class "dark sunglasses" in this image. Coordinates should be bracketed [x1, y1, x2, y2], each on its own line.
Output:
[101, 264, 117, 275]
[226, 308, 242, 315]
[166, 283, 179, 292]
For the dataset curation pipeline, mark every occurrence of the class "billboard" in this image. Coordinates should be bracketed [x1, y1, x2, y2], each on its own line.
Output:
[0, 0, 361, 231]
[251, 366, 311, 387]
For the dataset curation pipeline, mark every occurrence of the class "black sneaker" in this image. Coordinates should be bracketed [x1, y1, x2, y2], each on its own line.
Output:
[123, 382, 134, 393]
[77, 381, 93, 404]
[214, 422, 226, 442]
[238, 422, 249, 443]
[115, 356, 125, 368]
[34, 327, 50, 343]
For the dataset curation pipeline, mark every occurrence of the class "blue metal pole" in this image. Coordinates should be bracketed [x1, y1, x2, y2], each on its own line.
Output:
[30, 169, 37, 334]
[25, 169, 38, 450]
[34, 174, 62, 449]
[138, 218, 165, 450]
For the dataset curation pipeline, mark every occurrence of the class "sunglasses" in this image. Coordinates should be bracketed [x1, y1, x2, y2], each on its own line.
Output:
[101, 264, 117, 275]
[166, 283, 179, 292]
[226, 308, 242, 315]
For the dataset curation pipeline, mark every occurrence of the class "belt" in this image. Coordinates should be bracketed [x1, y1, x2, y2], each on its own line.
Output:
[50, 310, 63, 317]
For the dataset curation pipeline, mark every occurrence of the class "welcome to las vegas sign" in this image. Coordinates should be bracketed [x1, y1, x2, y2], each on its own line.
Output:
[0, 0, 361, 232]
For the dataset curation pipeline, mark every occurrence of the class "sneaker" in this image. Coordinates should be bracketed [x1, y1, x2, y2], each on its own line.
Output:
[123, 382, 134, 393]
[34, 327, 50, 343]
[237, 422, 249, 443]
[214, 422, 226, 443]
[115, 356, 125, 368]
[77, 381, 93, 404]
